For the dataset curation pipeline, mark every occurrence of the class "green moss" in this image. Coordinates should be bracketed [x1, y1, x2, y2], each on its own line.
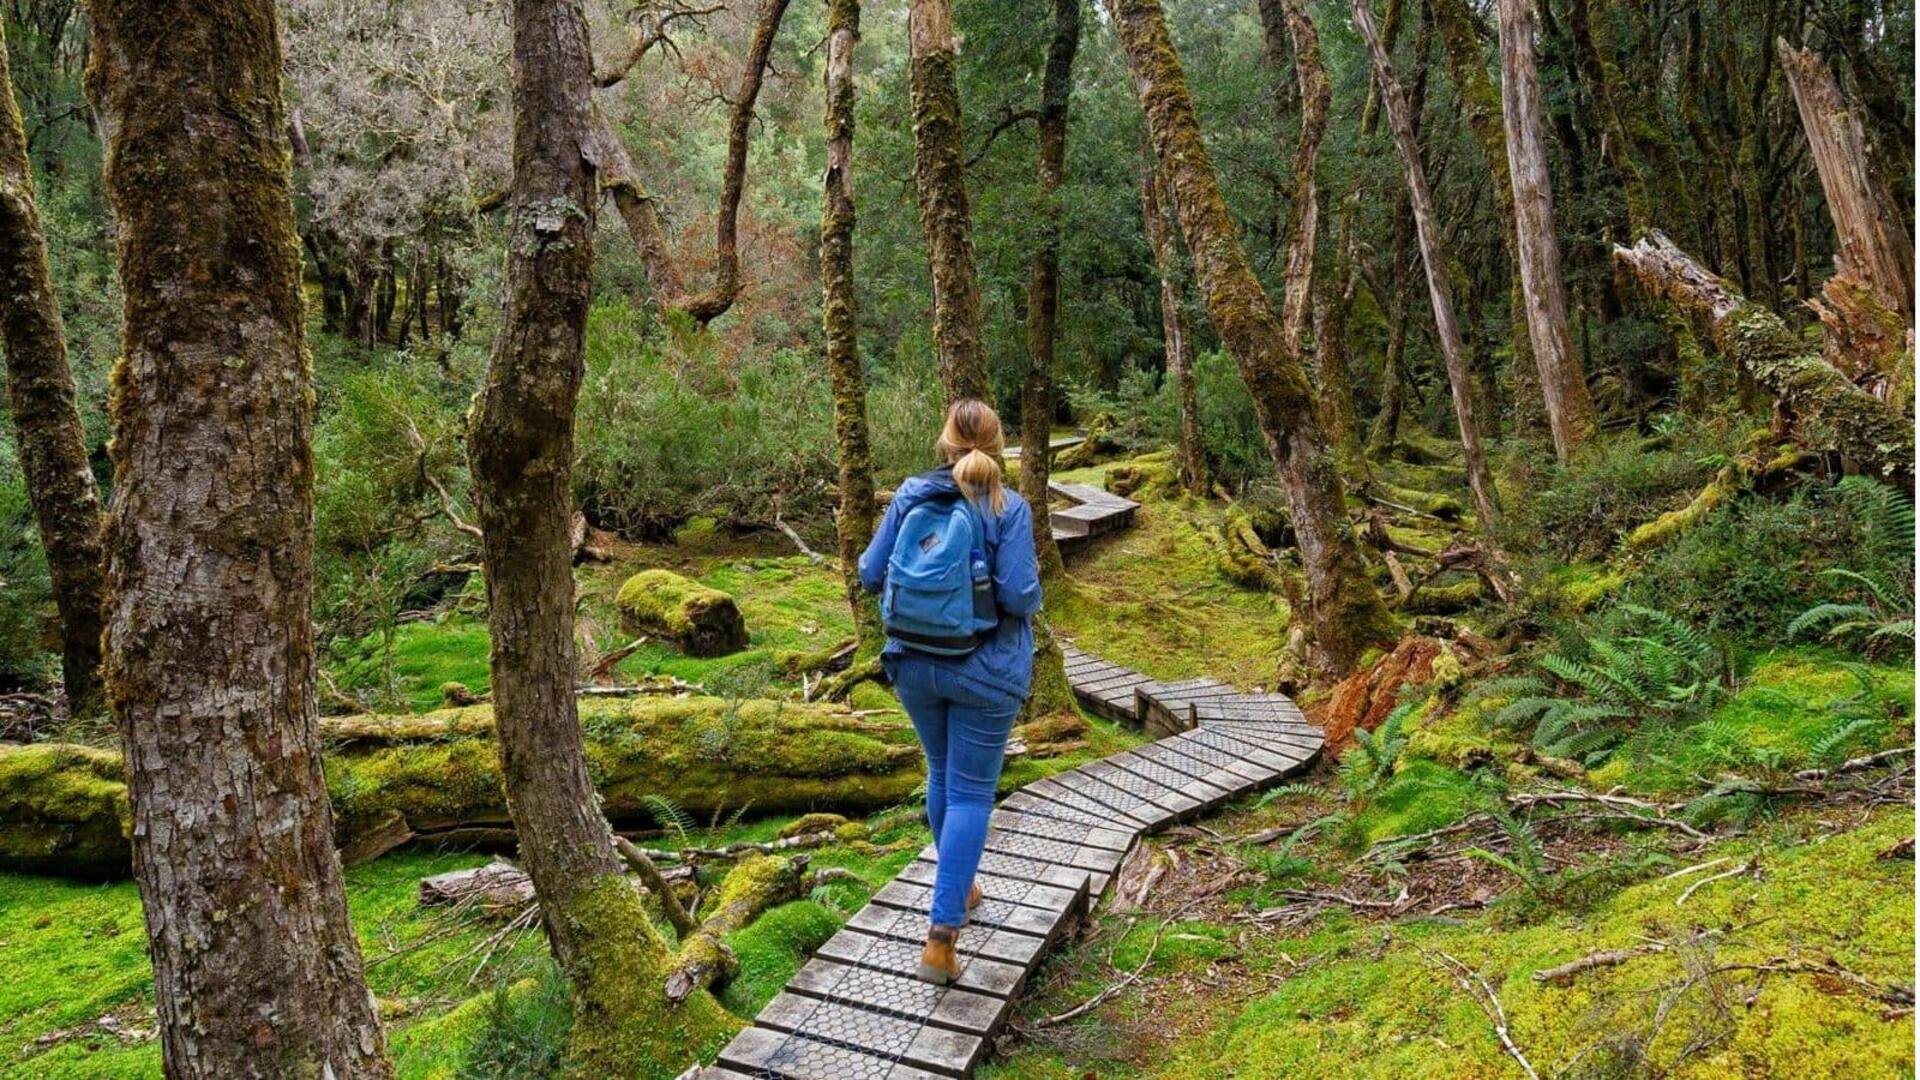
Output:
[1554, 562, 1626, 611]
[616, 569, 749, 657]
[716, 900, 845, 1015]
[1145, 807, 1913, 1078]
[1349, 759, 1493, 845]
[333, 616, 495, 713]
[0, 744, 132, 878]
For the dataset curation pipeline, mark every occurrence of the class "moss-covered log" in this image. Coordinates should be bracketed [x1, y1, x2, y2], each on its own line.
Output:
[665, 853, 808, 1002]
[617, 569, 750, 656]
[1, 695, 925, 879]
[1616, 232, 1913, 489]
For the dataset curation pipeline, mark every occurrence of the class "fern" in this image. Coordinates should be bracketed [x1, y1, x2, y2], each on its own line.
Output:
[642, 794, 695, 847]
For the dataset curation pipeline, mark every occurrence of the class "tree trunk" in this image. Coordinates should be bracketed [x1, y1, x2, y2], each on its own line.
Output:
[467, 0, 734, 1073]
[821, 0, 882, 648]
[909, 0, 991, 403]
[675, 0, 794, 325]
[1109, 0, 1395, 674]
[1496, 0, 1597, 462]
[1021, 0, 1078, 581]
[1778, 38, 1913, 326]
[1616, 232, 1913, 489]
[87, 2, 392, 1075]
[1564, 0, 1652, 234]
[1351, 0, 1502, 526]
[0, 28, 105, 718]
[1424, 0, 1543, 438]
[1140, 147, 1207, 494]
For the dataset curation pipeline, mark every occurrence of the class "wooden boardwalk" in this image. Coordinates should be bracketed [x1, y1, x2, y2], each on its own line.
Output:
[1045, 480, 1138, 556]
[699, 662, 1318, 1076]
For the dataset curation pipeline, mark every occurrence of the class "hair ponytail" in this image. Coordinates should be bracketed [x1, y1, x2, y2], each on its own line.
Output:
[938, 399, 1007, 514]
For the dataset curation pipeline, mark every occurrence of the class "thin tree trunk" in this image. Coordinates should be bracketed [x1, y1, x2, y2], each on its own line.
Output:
[822, 0, 881, 647]
[0, 27, 105, 718]
[1141, 147, 1207, 494]
[87, 1, 391, 1074]
[467, 0, 733, 1072]
[1352, 0, 1502, 526]
[909, 0, 991, 403]
[1565, 0, 1652, 233]
[1778, 39, 1913, 325]
[1021, 0, 1078, 582]
[1496, 0, 1597, 462]
[676, 0, 793, 325]
[1425, 0, 1543, 438]
[1109, 0, 1395, 674]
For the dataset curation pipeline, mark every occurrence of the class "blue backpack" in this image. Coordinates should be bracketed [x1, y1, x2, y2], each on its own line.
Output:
[881, 490, 1000, 656]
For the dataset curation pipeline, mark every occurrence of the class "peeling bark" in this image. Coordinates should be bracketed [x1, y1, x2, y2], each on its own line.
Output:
[0, 26, 105, 717]
[1496, 0, 1597, 461]
[1109, 0, 1395, 674]
[1778, 39, 1913, 326]
[87, 0, 392, 1074]
[468, 0, 734, 1071]
[909, 0, 991, 402]
[1616, 232, 1913, 489]
[1352, 0, 1501, 526]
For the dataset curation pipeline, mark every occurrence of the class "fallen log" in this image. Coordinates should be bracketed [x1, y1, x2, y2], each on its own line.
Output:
[1614, 232, 1913, 488]
[665, 852, 811, 1003]
[1, 693, 925, 878]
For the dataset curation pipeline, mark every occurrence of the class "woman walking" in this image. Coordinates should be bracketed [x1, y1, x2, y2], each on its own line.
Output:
[859, 399, 1042, 984]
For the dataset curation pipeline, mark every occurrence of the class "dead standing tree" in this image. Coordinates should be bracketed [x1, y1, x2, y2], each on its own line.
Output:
[0, 24, 105, 718]
[88, 0, 392, 1074]
[1351, 0, 1503, 526]
[1496, 0, 1597, 460]
[468, 0, 735, 1072]
[1108, 0, 1397, 674]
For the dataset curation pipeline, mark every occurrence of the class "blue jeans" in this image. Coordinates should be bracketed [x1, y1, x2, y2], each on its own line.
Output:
[893, 657, 1020, 927]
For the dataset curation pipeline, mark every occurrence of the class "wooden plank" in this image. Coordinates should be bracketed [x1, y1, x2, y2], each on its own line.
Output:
[845, 905, 1047, 968]
[717, 1024, 948, 1080]
[1117, 743, 1257, 794]
[756, 992, 985, 1076]
[1074, 759, 1208, 816]
[816, 927, 1026, 998]
[1190, 722, 1323, 761]
[1145, 735, 1279, 784]
[1191, 693, 1308, 724]
[1175, 727, 1312, 774]
[988, 806, 1142, 849]
[1097, 752, 1234, 807]
[983, 827, 1131, 878]
[897, 859, 1089, 912]
[1000, 788, 1115, 828]
[870, 881, 1072, 941]
[787, 958, 1010, 1036]
[967, 846, 1111, 897]
[1023, 777, 1165, 829]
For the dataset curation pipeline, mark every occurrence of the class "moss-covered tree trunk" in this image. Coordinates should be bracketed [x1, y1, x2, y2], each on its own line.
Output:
[1020, 0, 1078, 582]
[1140, 148, 1207, 494]
[1351, 0, 1502, 526]
[1494, 0, 1597, 463]
[1616, 232, 1914, 489]
[467, 1, 735, 1072]
[822, 0, 882, 651]
[0, 27, 105, 719]
[87, 2, 392, 1074]
[909, 0, 991, 403]
[1110, 0, 1395, 674]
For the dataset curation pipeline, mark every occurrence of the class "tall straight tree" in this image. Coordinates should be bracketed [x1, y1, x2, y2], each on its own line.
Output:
[822, 0, 879, 641]
[1020, 0, 1079, 581]
[467, 0, 733, 1071]
[87, 1, 391, 1075]
[908, 0, 991, 402]
[1495, 0, 1596, 461]
[1108, 0, 1395, 673]
[1351, 0, 1502, 526]
[1140, 149, 1207, 494]
[0, 26, 105, 718]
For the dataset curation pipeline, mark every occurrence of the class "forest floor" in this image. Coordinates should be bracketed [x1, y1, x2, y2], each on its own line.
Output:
[0, 454, 1911, 1079]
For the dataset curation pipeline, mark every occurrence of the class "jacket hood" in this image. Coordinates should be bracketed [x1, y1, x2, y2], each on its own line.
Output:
[895, 465, 963, 507]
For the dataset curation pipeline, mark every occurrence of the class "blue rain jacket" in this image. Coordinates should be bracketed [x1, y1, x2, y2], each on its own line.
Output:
[859, 466, 1043, 706]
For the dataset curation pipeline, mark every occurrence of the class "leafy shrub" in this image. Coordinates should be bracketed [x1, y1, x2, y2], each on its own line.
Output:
[1618, 477, 1913, 643]
[574, 302, 837, 536]
[460, 964, 571, 1079]
[1785, 478, 1913, 657]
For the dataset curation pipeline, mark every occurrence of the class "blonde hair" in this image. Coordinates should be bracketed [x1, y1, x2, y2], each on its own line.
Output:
[938, 399, 1006, 514]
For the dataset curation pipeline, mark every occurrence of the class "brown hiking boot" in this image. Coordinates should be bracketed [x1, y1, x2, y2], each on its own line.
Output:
[967, 881, 983, 913]
[917, 926, 961, 985]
